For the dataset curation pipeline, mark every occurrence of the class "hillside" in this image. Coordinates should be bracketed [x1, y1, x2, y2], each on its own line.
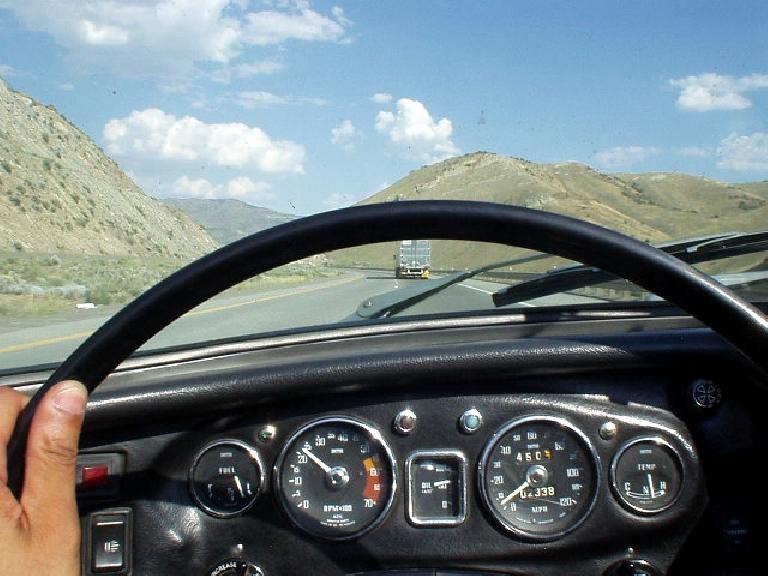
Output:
[0, 77, 217, 258]
[331, 152, 768, 271]
[163, 198, 295, 246]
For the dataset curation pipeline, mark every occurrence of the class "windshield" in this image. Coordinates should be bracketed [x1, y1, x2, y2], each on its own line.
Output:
[1, 1, 767, 372]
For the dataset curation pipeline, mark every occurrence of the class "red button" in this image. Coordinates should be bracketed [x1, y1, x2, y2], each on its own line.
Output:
[81, 465, 110, 488]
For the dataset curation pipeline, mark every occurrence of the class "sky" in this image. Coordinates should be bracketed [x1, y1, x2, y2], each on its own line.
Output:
[0, 0, 767, 215]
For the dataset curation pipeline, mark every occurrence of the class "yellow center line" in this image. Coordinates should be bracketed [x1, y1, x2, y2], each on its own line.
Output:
[0, 331, 94, 355]
[0, 274, 361, 355]
[181, 275, 359, 318]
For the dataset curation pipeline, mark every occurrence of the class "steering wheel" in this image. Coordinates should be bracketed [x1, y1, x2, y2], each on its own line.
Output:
[7, 200, 768, 496]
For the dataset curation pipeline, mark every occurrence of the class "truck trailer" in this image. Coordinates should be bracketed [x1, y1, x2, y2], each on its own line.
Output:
[395, 239, 431, 279]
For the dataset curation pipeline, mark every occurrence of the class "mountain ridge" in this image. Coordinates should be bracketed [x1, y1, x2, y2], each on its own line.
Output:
[335, 151, 768, 270]
[161, 198, 295, 246]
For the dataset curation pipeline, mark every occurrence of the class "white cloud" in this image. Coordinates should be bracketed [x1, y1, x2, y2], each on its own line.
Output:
[170, 175, 276, 204]
[57, 82, 75, 91]
[669, 73, 768, 112]
[0, 0, 349, 76]
[677, 146, 711, 158]
[170, 175, 218, 198]
[103, 108, 305, 173]
[233, 91, 327, 108]
[370, 92, 392, 104]
[233, 59, 283, 76]
[207, 59, 284, 83]
[234, 91, 287, 107]
[330, 120, 360, 150]
[594, 146, 659, 169]
[244, 1, 348, 45]
[79, 19, 129, 46]
[0, 63, 34, 79]
[323, 192, 359, 210]
[716, 132, 768, 171]
[375, 98, 460, 163]
[0, 63, 18, 77]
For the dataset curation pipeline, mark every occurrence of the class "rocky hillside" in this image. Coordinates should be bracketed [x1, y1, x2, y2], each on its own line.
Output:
[0, 77, 217, 258]
[163, 198, 295, 246]
[333, 152, 768, 270]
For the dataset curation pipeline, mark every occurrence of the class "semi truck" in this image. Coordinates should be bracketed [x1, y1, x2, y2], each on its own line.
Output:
[395, 239, 431, 279]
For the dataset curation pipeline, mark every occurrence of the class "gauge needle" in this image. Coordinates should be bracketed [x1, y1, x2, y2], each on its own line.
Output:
[234, 475, 244, 498]
[302, 447, 332, 473]
[499, 481, 529, 506]
[648, 473, 656, 498]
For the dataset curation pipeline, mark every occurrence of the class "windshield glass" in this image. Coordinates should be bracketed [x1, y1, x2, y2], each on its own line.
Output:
[1, 1, 767, 372]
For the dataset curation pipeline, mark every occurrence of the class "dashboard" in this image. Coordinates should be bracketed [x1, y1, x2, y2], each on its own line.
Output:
[5, 310, 764, 576]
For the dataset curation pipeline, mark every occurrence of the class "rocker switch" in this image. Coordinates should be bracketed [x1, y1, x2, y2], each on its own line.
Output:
[87, 509, 131, 575]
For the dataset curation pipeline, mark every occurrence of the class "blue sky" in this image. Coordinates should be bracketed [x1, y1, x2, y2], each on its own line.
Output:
[1, 0, 767, 215]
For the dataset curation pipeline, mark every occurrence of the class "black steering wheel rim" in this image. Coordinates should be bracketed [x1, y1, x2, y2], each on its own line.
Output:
[7, 200, 768, 496]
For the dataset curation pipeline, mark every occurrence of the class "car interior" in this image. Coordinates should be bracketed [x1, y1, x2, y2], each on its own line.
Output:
[3, 201, 766, 576]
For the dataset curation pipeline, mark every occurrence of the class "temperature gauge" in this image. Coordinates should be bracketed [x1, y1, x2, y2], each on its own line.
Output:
[406, 450, 467, 526]
[611, 437, 683, 514]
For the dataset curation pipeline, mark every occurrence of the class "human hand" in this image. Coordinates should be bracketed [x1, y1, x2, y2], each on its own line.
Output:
[0, 381, 87, 575]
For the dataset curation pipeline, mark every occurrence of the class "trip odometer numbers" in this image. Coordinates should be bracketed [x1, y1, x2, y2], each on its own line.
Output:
[479, 416, 599, 540]
[275, 417, 396, 540]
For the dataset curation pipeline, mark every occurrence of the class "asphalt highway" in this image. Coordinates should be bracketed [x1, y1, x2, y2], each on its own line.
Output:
[0, 270, 598, 372]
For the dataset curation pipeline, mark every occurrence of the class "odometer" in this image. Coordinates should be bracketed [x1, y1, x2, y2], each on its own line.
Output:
[275, 417, 396, 540]
[479, 416, 598, 540]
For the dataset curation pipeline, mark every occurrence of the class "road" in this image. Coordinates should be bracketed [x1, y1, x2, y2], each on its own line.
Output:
[0, 271, 599, 372]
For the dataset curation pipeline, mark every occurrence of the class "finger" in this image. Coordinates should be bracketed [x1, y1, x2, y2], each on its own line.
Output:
[20, 380, 87, 523]
[0, 387, 30, 485]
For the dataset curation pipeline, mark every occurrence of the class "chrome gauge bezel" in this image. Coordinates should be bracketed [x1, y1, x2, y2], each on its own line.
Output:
[189, 439, 265, 518]
[610, 436, 684, 515]
[273, 415, 398, 541]
[405, 449, 468, 527]
[477, 415, 601, 541]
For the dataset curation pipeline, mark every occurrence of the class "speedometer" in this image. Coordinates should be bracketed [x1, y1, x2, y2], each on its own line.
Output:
[275, 417, 396, 540]
[478, 416, 599, 540]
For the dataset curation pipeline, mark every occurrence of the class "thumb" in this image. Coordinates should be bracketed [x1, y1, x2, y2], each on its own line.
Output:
[21, 380, 87, 521]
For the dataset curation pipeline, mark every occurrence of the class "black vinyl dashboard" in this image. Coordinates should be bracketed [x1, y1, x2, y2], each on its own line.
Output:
[3, 307, 765, 576]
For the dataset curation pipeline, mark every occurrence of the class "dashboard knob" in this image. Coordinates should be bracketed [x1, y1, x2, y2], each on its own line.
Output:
[604, 560, 660, 576]
[393, 408, 418, 435]
[458, 408, 483, 434]
[688, 379, 723, 412]
[207, 559, 264, 576]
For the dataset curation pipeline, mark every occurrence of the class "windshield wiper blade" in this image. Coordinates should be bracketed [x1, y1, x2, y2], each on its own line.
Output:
[492, 230, 768, 307]
[353, 253, 551, 320]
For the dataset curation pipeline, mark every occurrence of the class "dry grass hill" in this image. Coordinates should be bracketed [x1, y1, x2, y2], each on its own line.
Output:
[331, 152, 768, 271]
[0, 76, 216, 259]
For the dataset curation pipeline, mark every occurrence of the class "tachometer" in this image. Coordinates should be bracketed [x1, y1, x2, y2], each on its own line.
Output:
[478, 416, 598, 540]
[275, 417, 396, 540]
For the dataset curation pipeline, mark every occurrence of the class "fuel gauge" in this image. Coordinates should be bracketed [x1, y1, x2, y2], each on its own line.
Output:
[190, 440, 264, 518]
[611, 437, 683, 514]
[406, 450, 467, 526]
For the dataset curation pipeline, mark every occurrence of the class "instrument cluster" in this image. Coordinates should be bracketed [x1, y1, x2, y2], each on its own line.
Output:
[189, 403, 690, 543]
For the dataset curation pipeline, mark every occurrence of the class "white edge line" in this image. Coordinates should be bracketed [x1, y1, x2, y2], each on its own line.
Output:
[458, 282, 537, 307]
